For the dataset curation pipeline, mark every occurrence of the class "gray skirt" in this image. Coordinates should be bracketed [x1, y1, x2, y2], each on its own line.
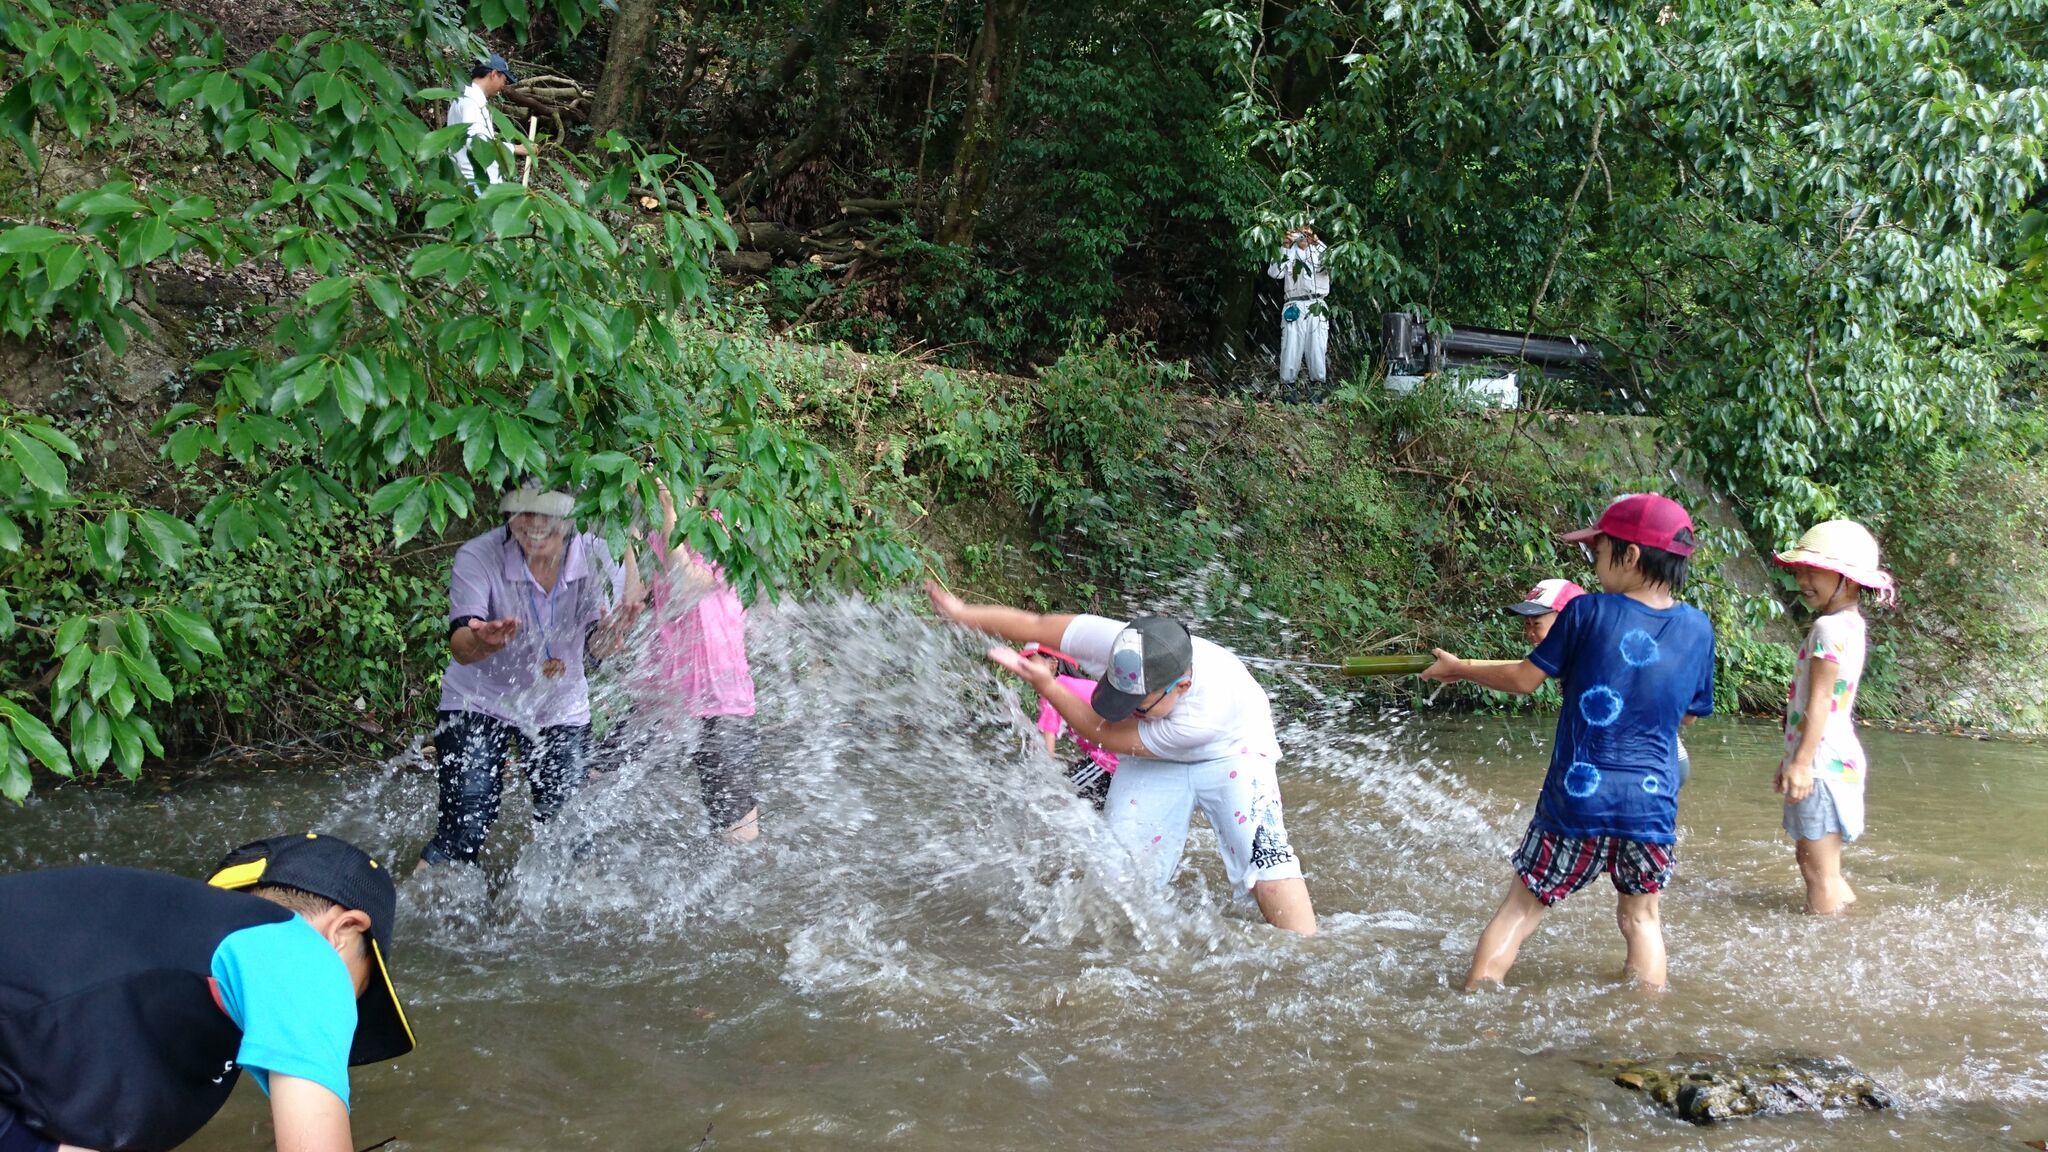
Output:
[1784, 779, 1854, 843]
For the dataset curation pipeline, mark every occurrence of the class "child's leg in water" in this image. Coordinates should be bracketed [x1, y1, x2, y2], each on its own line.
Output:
[1794, 834, 1855, 913]
[693, 716, 762, 843]
[1465, 882, 1549, 990]
[1614, 891, 1667, 989]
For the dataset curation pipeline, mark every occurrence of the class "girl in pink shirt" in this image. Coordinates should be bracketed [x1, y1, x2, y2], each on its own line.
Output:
[1024, 643, 1117, 810]
[636, 483, 760, 842]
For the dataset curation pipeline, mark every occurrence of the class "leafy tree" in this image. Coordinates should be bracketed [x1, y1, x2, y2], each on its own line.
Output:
[1205, 0, 2048, 541]
[0, 0, 914, 796]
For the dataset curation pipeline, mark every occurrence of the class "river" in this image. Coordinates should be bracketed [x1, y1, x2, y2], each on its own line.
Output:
[3, 598, 2044, 1149]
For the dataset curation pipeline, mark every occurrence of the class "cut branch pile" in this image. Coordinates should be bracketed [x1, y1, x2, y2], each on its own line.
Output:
[717, 199, 912, 274]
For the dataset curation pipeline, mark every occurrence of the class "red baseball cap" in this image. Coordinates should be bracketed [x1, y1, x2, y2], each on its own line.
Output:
[1561, 493, 1697, 557]
[1503, 578, 1586, 617]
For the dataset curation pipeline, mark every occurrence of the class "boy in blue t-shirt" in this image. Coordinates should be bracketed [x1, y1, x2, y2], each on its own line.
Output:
[1425, 494, 1715, 991]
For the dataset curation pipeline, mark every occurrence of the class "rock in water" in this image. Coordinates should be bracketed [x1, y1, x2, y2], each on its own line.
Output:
[1600, 1054, 1896, 1124]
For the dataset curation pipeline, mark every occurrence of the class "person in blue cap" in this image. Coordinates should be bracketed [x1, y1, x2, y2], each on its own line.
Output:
[447, 52, 525, 190]
[0, 833, 415, 1152]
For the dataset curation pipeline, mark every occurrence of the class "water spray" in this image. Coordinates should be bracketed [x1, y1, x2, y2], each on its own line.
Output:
[1241, 654, 1522, 677]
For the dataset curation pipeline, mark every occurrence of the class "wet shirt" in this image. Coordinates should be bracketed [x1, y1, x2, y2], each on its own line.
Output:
[1527, 593, 1716, 843]
[1037, 674, 1118, 773]
[437, 527, 623, 729]
[1785, 609, 1869, 828]
[638, 532, 755, 718]
[1061, 615, 1283, 763]
[0, 868, 360, 1152]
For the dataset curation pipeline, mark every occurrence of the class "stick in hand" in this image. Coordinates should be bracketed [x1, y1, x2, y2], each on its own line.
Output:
[521, 115, 538, 186]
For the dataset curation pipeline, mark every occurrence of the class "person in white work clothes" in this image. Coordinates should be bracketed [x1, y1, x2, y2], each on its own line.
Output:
[1266, 223, 1331, 390]
[448, 52, 526, 192]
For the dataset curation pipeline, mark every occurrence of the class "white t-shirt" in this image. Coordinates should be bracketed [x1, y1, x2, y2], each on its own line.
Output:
[447, 82, 499, 185]
[1060, 615, 1282, 762]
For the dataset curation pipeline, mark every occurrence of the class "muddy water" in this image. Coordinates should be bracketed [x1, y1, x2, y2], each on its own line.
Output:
[3, 600, 2045, 1150]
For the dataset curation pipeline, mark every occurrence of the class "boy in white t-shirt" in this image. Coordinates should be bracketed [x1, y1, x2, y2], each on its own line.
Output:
[928, 582, 1317, 934]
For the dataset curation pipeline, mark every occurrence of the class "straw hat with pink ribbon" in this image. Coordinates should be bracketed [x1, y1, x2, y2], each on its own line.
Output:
[1773, 519, 1896, 606]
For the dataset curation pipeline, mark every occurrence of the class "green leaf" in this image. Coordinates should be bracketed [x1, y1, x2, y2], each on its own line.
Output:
[0, 699, 67, 776]
[363, 275, 403, 319]
[105, 672, 136, 718]
[0, 756, 26, 803]
[304, 275, 355, 305]
[3, 428, 67, 494]
[366, 475, 419, 516]
[101, 509, 129, 565]
[165, 423, 218, 467]
[135, 511, 195, 572]
[53, 614, 89, 655]
[0, 224, 63, 253]
[88, 648, 118, 701]
[0, 589, 12, 639]
[43, 241, 84, 290]
[493, 413, 536, 470]
[68, 186, 144, 215]
[76, 707, 111, 772]
[392, 486, 428, 544]
[54, 643, 91, 695]
[121, 651, 175, 702]
[156, 605, 224, 657]
[110, 716, 143, 778]
[19, 421, 79, 458]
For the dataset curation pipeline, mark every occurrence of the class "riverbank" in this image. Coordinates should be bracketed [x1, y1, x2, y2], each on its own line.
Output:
[15, 307, 2045, 769]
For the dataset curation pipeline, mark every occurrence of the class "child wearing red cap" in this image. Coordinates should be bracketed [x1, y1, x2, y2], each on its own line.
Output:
[1023, 643, 1119, 809]
[1427, 494, 1716, 990]
[1503, 578, 1693, 788]
[1771, 520, 1895, 915]
[1504, 578, 1586, 648]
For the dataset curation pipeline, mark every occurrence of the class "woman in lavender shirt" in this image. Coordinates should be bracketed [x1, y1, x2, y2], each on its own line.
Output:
[418, 482, 641, 867]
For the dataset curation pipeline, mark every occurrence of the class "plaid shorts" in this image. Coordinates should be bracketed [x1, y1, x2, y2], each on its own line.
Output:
[1512, 824, 1675, 906]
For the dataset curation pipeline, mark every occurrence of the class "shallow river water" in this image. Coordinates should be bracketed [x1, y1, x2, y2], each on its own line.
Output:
[3, 599, 2045, 1150]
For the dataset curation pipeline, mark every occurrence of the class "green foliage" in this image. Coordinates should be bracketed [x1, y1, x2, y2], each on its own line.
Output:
[1205, 0, 2047, 547]
[0, 0, 915, 793]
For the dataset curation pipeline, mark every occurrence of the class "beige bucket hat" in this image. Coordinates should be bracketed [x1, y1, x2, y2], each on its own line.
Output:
[1773, 519, 1896, 604]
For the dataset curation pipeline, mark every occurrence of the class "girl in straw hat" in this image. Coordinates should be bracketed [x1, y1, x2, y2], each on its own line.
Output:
[1772, 519, 1895, 914]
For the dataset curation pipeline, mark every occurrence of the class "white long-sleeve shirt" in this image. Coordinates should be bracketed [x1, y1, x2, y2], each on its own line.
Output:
[446, 82, 500, 185]
[1266, 241, 1330, 301]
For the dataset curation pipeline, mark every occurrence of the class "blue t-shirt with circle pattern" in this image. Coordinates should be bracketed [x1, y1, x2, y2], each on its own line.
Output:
[1527, 592, 1715, 843]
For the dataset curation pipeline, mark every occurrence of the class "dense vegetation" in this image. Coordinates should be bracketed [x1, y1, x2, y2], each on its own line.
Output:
[2, 0, 2045, 795]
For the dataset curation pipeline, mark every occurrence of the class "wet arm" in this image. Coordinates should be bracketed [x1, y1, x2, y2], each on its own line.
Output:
[1038, 680, 1150, 757]
[268, 1074, 352, 1152]
[449, 620, 514, 665]
[928, 583, 1075, 650]
[1423, 652, 1548, 695]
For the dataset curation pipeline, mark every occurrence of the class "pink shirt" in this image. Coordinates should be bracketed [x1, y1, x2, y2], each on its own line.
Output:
[641, 534, 755, 717]
[1037, 674, 1118, 773]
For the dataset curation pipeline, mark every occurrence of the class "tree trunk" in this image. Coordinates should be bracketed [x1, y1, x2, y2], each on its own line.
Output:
[1211, 262, 1258, 363]
[590, 0, 665, 138]
[938, 0, 1031, 247]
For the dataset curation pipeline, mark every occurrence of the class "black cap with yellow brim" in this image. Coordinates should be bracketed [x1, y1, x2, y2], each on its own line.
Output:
[208, 832, 416, 1065]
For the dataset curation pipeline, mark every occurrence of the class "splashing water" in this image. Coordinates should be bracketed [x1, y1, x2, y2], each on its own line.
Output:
[4, 593, 2047, 1150]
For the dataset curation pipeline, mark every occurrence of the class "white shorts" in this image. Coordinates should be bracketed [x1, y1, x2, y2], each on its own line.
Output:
[1104, 753, 1304, 891]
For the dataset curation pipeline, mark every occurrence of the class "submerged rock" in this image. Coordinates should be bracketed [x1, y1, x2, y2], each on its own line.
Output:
[1599, 1054, 1896, 1124]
